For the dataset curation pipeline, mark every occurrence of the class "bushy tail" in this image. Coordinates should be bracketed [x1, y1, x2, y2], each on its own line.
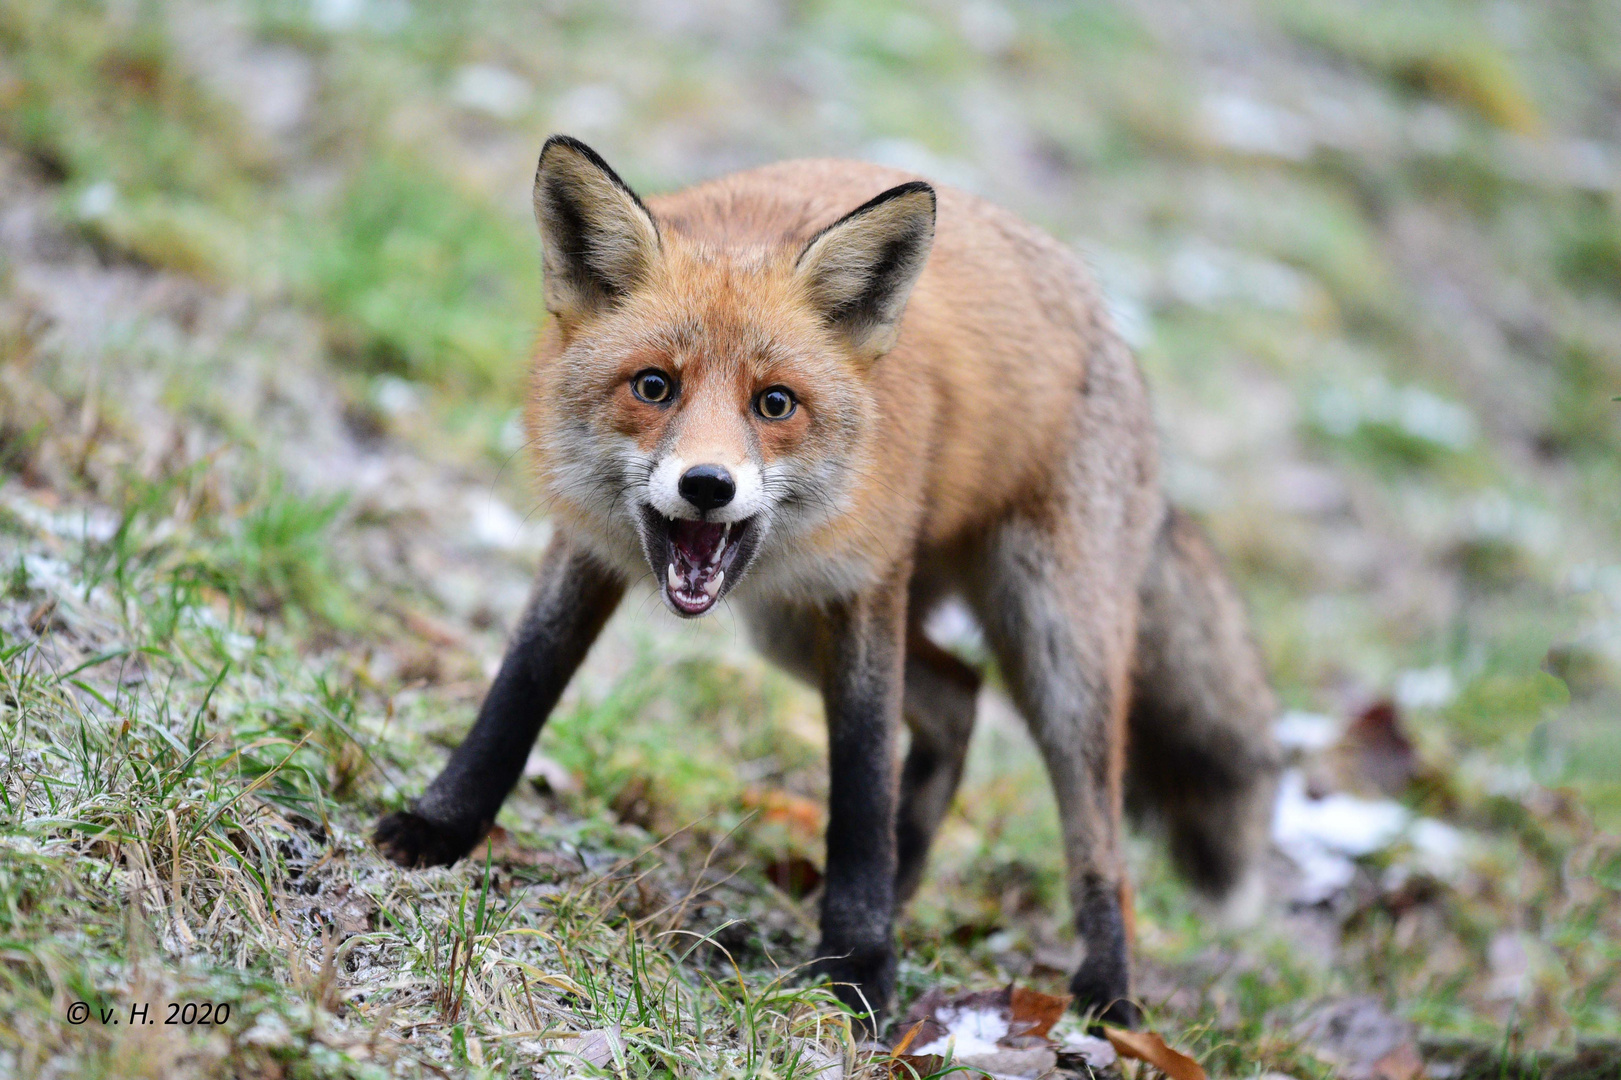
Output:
[1126, 507, 1281, 905]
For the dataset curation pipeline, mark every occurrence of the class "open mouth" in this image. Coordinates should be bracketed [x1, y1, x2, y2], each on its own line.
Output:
[643, 508, 755, 616]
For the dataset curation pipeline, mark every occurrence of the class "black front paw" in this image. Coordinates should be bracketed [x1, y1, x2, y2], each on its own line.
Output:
[806, 946, 896, 1031]
[373, 809, 486, 868]
[1070, 961, 1141, 1029]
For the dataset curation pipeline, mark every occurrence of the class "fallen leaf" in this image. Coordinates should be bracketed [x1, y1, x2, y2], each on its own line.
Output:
[548, 1026, 622, 1070]
[886, 1020, 945, 1080]
[1372, 1042, 1425, 1080]
[1104, 1027, 1207, 1080]
[742, 787, 825, 838]
[893, 984, 1073, 1079]
[1339, 699, 1419, 796]
[26, 597, 58, 635]
[886, 1053, 945, 1079]
[1009, 984, 1070, 1039]
[764, 855, 823, 898]
[610, 775, 657, 829]
[890, 1021, 925, 1057]
[400, 608, 467, 649]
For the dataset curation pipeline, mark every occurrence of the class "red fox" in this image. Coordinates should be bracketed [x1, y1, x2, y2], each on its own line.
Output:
[376, 135, 1282, 1028]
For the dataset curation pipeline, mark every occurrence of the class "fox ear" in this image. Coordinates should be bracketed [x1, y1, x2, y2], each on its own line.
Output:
[533, 135, 661, 320]
[795, 181, 936, 357]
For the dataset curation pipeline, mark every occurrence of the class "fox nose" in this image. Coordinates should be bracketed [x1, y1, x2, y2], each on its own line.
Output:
[678, 464, 735, 512]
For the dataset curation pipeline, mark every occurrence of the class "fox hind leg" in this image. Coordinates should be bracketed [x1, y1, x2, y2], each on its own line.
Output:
[894, 628, 981, 906]
[972, 519, 1145, 1028]
[1127, 507, 1281, 920]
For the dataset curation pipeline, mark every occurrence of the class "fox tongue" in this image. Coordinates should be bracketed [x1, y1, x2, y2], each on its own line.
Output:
[670, 520, 725, 568]
[668, 520, 726, 596]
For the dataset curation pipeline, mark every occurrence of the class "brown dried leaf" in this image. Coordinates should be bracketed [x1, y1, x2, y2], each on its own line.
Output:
[741, 786, 825, 839]
[889, 984, 1074, 1078]
[764, 855, 823, 899]
[1104, 1027, 1207, 1080]
[1008, 985, 1070, 1040]
[887, 1056, 945, 1079]
[1372, 1042, 1425, 1080]
[890, 1021, 926, 1058]
[1340, 699, 1419, 796]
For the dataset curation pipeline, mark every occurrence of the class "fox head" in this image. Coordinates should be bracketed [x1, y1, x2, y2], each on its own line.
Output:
[524, 136, 936, 617]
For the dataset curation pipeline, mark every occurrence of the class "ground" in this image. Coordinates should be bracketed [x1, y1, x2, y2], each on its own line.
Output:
[0, 0, 1618, 1077]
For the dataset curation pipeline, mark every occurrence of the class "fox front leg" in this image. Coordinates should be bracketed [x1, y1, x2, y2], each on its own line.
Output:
[808, 573, 909, 1029]
[374, 535, 623, 868]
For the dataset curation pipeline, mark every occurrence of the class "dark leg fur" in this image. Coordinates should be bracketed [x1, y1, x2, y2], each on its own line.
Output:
[894, 630, 980, 906]
[803, 574, 909, 1029]
[1127, 508, 1281, 902]
[374, 535, 622, 868]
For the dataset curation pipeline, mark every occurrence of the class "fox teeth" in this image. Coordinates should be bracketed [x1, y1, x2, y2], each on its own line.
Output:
[703, 570, 724, 599]
[708, 543, 725, 567]
[667, 562, 680, 592]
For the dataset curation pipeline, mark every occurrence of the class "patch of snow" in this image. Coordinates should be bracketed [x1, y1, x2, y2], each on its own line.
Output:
[1274, 710, 1341, 754]
[1060, 1032, 1117, 1069]
[1395, 665, 1456, 710]
[1275, 771, 1409, 855]
[370, 376, 422, 417]
[923, 597, 983, 656]
[4, 494, 118, 545]
[465, 492, 546, 552]
[1273, 770, 1409, 903]
[912, 1003, 1010, 1058]
[1409, 817, 1466, 873]
[240, 1010, 293, 1048]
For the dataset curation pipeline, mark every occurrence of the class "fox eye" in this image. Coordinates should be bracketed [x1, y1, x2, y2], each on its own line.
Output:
[755, 386, 796, 420]
[631, 369, 674, 404]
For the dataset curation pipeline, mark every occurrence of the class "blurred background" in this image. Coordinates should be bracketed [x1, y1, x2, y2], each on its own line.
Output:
[2, 0, 1619, 1076]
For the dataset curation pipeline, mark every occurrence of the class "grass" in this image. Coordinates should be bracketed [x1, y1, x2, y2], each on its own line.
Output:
[297, 156, 540, 393]
[1, 0, 1620, 1076]
[0, 370, 861, 1075]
